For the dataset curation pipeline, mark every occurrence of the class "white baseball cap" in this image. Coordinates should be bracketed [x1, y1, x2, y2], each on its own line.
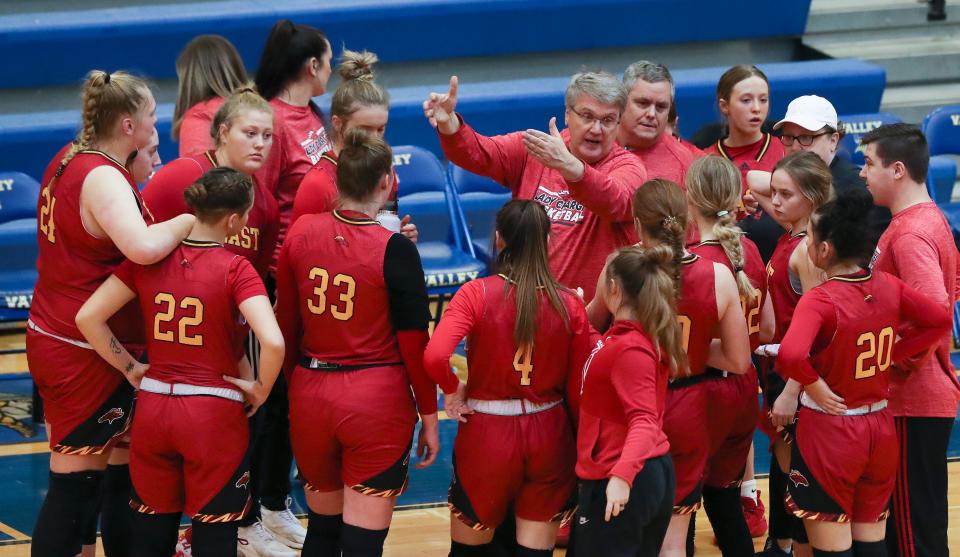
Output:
[773, 95, 838, 132]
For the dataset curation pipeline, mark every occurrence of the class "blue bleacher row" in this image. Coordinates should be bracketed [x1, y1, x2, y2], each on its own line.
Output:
[0, 0, 812, 89]
[2, 105, 959, 327]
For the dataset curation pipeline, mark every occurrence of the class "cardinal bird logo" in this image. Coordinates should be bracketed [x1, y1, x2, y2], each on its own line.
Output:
[235, 471, 251, 489]
[97, 408, 124, 424]
[789, 469, 810, 488]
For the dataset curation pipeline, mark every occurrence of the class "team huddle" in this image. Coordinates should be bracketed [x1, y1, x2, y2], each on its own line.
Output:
[24, 17, 959, 557]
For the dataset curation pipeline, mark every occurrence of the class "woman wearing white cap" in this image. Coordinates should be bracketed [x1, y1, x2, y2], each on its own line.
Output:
[752, 95, 890, 251]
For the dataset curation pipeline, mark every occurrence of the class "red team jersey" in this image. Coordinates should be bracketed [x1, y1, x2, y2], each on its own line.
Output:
[177, 97, 225, 157]
[255, 99, 331, 269]
[141, 151, 279, 278]
[439, 118, 647, 301]
[677, 254, 719, 376]
[872, 202, 960, 417]
[690, 238, 767, 351]
[292, 151, 339, 223]
[576, 320, 671, 484]
[113, 240, 266, 390]
[423, 274, 594, 403]
[275, 209, 436, 412]
[778, 270, 950, 409]
[31, 146, 153, 345]
[704, 133, 785, 197]
[767, 231, 806, 343]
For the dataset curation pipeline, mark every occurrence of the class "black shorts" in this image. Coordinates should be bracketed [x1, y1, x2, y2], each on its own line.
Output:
[572, 454, 674, 557]
[762, 369, 797, 445]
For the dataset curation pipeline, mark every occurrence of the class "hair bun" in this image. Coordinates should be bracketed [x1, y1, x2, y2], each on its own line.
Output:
[338, 49, 378, 81]
[342, 126, 371, 149]
[183, 180, 208, 208]
[834, 188, 873, 221]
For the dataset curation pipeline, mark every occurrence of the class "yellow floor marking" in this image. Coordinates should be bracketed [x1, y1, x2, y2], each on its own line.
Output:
[0, 442, 48, 457]
[0, 523, 28, 542]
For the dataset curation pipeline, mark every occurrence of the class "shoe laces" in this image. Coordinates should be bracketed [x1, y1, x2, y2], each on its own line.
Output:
[277, 496, 300, 525]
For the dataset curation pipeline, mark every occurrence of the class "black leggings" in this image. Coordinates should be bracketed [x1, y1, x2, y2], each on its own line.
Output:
[571, 454, 675, 557]
[131, 513, 237, 557]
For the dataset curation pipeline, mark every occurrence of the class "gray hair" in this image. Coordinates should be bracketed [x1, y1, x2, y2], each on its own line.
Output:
[622, 61, 675, 101]
[565, 71, 627, 112]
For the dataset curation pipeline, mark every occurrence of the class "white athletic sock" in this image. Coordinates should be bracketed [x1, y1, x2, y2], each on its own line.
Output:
[740, 479, 758, 500]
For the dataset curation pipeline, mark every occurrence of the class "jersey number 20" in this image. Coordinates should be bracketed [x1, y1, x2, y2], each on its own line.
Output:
[855, 326, 894, 379]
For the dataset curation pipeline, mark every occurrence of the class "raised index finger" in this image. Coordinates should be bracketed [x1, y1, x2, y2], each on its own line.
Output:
[448, 75, 459, 100]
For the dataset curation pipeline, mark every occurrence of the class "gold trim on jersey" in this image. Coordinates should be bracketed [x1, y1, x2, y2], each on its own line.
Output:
[681, 253, 699, 265]
[320, 152, 338, 166]
[714, 132, 773, 162]
[203, 150, 218, 167]
[333, 209, 378, 225]
[182, 239, 223, 248]
[828, 270, 872, 283]
[80, 149, 129, 170]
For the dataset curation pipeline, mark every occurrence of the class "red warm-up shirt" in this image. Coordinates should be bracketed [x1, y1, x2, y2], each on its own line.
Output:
[141, 151, 280, 279]
[422, 274, 594, 410]
[872, 202, 960, 417]
[767, 231, 806, 343]
[30, 145, 153, 345]
[577, 320, 671, 485]
[677, 254, 719, 376]
[690, 237, 767, 351]
[439, 116, 647, 301]
[255, 99, 331, 270]
[177, 97, 224, 157]
[274, 209, 436, 413]
[113, 240, 266, 389]
[626, 132, 699, 186]
[778, 270, 950, 409]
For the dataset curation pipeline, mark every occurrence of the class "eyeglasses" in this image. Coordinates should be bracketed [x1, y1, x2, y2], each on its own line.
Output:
[780, 131, 830, 147]
[569, 107, 620, 130]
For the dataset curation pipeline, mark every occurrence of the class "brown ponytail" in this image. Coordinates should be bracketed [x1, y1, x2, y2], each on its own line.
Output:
[495, 200, 569, 349]
[631, 179, 688, 299]
[685, 156, 757, 305]
[607, 245, 688, 377]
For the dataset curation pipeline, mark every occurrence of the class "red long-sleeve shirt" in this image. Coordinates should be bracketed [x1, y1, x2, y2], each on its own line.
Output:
[576, 320, 670, 485]
[439, 117, 647, 301]
[777, 270, 950, 408]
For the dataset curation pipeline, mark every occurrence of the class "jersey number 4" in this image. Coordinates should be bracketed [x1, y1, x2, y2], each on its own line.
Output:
[38, 185, 56, 243]
[513, 344, 534, 386]
[153, 293, 204, 346]
[307, 267, 356, 321]
[855, 326, 894, 379]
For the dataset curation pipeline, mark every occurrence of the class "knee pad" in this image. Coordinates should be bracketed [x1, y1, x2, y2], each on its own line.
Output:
[101, 464, 134, 556]
[515, 545, 552, 557]
[31, 470, 103, 557]
[813, 548, 853, 557]
[129, 512, 180, 557]
[341, 523, 388, 557]
[449, 540, 492, 557]
[852, 540, 886, 557]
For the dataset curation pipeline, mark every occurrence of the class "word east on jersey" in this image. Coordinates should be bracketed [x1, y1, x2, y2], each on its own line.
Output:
[533, 184, 584, 225]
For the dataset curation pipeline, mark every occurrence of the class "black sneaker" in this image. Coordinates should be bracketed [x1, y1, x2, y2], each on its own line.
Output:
[756, 537, 793, 556]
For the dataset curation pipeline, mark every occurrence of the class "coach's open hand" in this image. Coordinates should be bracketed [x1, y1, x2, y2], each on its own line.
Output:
[522, 117, 585, 182]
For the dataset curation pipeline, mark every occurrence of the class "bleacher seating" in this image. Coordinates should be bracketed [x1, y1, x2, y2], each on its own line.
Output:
[447, 165, 511, 264]
[392, 146, 485, 299]
[924, 105, 960, 158]
[836, 112, 903, 166]
[0, 172, 39, 322]
[0, 0, 812, 89]
[0, 59, 887, 184]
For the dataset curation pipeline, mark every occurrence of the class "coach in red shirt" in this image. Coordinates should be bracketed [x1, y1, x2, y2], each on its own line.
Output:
[861, 123, 960, 557]
[423, 72, 648, 301]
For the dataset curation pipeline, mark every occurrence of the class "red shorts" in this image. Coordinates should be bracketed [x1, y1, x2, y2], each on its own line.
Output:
[448, 404, 576, 530]
[289, 365, 417, 496]
[704, 369, 759, 488]
[27, 329, 134, 453]
[663, 380, 709, 513]
[129, 391, 251, 521]
[785, 407, 896, 523]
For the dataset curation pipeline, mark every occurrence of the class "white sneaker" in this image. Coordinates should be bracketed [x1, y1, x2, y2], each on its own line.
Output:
[261, 497, 307, 549]
[237, 521, 297, 557]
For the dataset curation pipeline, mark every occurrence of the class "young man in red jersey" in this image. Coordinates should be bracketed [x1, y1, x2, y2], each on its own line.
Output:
[860, 123, 960, 557]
